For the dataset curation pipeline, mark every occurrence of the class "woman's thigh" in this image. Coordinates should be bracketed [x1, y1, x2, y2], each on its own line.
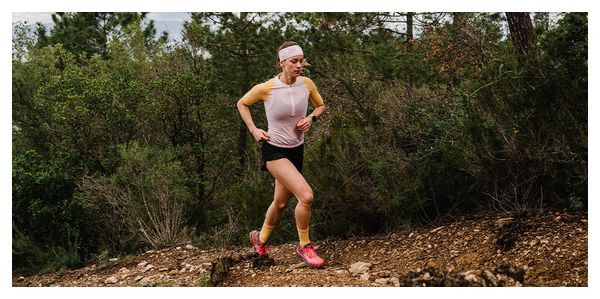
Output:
[266, 158, 312, 202]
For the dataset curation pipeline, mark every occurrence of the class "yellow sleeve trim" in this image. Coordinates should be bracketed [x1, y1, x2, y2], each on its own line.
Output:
[301, 77, 324, 107]
[241, 79, 274, 106]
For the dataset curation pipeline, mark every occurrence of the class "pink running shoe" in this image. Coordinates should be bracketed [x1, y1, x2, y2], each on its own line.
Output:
[296, 243, 325, 268]
[249, 230, 270, 256]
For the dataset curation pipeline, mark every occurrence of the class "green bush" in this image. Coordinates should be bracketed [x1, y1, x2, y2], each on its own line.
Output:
[76, 142, 193, 250]
[466, 12, 587, 210]
[12, 150, 84, 275]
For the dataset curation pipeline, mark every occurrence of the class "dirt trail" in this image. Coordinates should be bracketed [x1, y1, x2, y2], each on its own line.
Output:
[13, 209, 587, 287]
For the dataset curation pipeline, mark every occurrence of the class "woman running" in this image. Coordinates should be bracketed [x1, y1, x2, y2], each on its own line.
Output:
[236, 41, 326, 268]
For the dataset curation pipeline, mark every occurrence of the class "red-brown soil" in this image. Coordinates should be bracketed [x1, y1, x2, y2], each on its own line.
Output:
[13, 209, 587, 287]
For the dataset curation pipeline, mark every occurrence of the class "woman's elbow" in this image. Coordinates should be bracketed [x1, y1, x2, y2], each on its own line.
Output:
[236, 99, 246, 110]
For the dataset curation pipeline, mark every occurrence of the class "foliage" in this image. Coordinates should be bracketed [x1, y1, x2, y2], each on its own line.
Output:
[76, 142, 192, 250]
[197, 271, 210, 287]
[464, 12, 588, 211]
[35, 13, 161, 60]
[12, 150, 84, 274]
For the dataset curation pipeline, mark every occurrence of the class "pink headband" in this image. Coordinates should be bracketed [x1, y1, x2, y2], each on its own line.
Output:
[278, 45, 304, 62]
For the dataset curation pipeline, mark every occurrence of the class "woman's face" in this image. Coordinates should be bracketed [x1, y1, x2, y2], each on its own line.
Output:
[280, 55, 304, 77]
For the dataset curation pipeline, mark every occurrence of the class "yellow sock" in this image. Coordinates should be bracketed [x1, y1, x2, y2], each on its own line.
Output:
[298, 228, 311, 247]
[259, 223, 274, 243]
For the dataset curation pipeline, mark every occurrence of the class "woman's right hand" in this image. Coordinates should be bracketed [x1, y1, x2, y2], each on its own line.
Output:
[251, 128, 270, 142]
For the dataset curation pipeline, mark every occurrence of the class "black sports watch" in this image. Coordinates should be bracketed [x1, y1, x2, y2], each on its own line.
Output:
[309, 114, 318, 122]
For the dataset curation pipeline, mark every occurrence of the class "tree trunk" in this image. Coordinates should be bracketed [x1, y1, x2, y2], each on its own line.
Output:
[406, 12, 413, 41]
[238, 12, 249, 167]
[406, 12, 414, 96]
[506, 12, 534, 56]
[446, 13, 468, 93]
[452, 12, 467, 29]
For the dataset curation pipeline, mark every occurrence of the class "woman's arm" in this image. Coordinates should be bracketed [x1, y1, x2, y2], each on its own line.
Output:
[297, 104, 325, 133]
[309, 105, 326, 119]
[296, 77, 325, 132]
[237, 99, 269, 142]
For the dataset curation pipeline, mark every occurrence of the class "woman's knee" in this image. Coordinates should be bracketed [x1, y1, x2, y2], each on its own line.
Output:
[274, 199, 288, 210]
[296, 189, 314, 207]
[273, 194, 290, 210]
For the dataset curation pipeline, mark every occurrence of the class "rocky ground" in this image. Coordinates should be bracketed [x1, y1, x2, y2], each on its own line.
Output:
[13, 209, 587, 287]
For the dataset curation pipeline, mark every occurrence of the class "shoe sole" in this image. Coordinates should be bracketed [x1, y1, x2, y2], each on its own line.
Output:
[295, 249, 324, 269]
[305, 262, 324, 269]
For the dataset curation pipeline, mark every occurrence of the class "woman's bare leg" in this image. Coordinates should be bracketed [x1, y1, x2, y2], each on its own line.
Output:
[264, 179, 293, 226]
[266, 158, 313, 231]
[266, 158, 324, 267]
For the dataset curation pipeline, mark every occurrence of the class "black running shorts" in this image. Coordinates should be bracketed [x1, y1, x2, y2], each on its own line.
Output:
[261, 142, 304, 173]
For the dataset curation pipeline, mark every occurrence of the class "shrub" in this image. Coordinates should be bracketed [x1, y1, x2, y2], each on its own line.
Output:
[76, 142, 192, 250]
[12, 150, 84, 274]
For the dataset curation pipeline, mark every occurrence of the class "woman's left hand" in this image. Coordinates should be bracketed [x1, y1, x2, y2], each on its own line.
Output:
[296, 116, 313, 132]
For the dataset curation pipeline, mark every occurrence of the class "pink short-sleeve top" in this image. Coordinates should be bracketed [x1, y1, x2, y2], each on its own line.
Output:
[241, 75, 324, 148]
